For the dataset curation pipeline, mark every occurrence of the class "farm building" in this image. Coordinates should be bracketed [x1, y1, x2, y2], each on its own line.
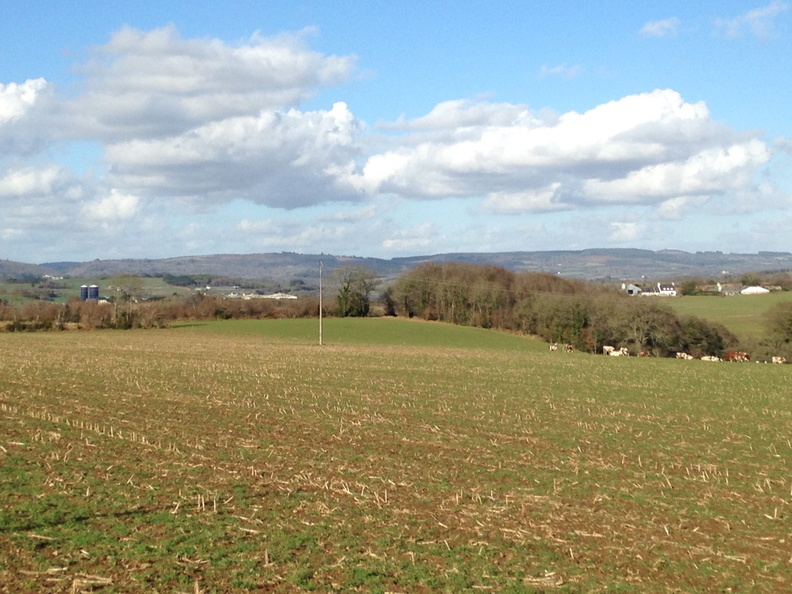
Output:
[636, 282, 677, 297]
[624, 283, 642, 295]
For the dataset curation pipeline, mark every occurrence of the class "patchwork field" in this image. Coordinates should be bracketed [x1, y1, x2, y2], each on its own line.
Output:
[1, 319, 790, 592]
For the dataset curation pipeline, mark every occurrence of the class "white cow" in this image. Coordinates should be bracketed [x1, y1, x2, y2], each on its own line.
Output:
[701, 355, 721, 362]
[602, 345, 615, 355]
[609, 347, 630, 357]
[772, 356, 787, 364]
[676, 352, 694, 360]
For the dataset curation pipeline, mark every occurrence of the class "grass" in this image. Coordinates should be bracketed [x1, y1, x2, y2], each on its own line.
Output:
[667, 291, 792, 340]
[1, 319, 790, 592]
[177, 317, 549, 350]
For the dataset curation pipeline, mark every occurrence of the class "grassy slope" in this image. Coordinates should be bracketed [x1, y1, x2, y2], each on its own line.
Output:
[0, 320, 790, 592]
[178, 317, 549, 351]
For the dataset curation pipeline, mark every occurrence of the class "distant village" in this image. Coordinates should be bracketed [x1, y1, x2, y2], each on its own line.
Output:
[622, 281, 776, 297]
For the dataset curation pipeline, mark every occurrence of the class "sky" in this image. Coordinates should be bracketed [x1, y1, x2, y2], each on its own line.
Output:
[2, 1, 792, 264]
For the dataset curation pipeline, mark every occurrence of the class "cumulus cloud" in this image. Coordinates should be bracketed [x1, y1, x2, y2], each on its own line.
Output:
[715, 1, 789, 39]
[66, 26, 356, 141]
[0, 164, 91, 252]
[83, 188, 140, 222]
[639, 17, 681, 38]
[105, 101, 364, 207]
[0, 24, 787, 261]
[0, 79, 47, 124]
[0, 165, 64, 197]
[356, 89, 774, 218]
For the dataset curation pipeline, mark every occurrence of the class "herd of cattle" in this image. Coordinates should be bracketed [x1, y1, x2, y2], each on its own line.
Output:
[548, 342, 787, 364]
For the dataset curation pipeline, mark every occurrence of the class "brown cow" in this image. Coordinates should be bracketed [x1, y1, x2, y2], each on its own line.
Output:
[724, 351, 750, 362]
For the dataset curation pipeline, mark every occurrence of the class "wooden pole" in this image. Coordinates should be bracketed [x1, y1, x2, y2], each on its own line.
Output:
[319, 260, 323, 346]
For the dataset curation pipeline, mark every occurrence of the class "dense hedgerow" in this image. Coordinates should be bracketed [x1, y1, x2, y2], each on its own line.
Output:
[0, 294, 320, 331]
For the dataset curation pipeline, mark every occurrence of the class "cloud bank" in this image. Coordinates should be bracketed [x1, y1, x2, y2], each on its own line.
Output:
[0, 25, 787, 261]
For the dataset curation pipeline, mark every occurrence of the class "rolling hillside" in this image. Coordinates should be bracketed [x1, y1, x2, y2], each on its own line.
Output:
[0, 248, 787, 284]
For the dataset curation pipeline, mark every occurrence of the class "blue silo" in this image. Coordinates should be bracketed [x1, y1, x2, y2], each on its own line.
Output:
[88, 285, 99, 300]
[80, 285, 89, 301]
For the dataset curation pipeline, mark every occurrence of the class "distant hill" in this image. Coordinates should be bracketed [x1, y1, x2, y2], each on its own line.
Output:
[1, 248, 787, 285]
[0, 260, 58, 279]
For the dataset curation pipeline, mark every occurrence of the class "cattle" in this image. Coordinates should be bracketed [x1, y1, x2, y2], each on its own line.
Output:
[676, 352, 694, 360]
[549, 342, 558, 352]
[724, 351, 750, 362]
[638, 351, 650, 357]
[602, 345, 615, 355]
[565, 344, 574, 353]
[772, 356, 787, 364]
[608, 347, 630, 357]
[700, 355, 721, 362]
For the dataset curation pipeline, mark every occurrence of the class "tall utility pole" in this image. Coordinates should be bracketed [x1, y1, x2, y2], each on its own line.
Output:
[318, 260, 323, 346]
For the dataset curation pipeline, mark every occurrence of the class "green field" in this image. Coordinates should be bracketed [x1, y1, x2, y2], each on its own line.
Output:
[666, 292, 792, 341]
[1, 319, 790, 592]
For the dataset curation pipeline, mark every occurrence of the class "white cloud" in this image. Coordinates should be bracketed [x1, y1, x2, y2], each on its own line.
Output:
[582, 140, 771, 202]
[237, 215, 360, 250]
[715, 1, 789, 39]
[0, 79, 47, 124]
[609, 221, 645, 242]
[538, 64, 582, 79]
[654, 196, 709, 220]
[639, 18, 681, 38]
[83, 188, 140, 221]
[0, 165, 92, 253]
[481, 184, 568, 214]
[105, 101, 363, 208]
[381, 223, 438, 251]
[0, 165, 64, 196]
[356, 89, 773, 217]
[1, 23, 788, 262]
[66, 26, 356, 141]
[382, 99, 534, 131]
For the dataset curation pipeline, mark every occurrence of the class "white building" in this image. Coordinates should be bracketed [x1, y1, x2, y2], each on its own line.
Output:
[740, 286, 770, 295]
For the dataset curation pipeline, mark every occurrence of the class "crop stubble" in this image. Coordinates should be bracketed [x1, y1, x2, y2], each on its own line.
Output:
[0, 328, 790, 592]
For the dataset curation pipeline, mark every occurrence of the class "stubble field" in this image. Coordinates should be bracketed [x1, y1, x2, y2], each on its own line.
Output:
[1, 319, 790, 592]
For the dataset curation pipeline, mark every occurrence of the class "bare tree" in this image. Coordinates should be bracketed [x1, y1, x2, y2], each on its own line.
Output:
[334, 266, 379, 317]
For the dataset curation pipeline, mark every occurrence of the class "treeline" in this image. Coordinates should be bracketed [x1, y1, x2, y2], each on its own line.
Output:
[0, 294, 318, 331]
[387, 262, 738, 357]
[162, 274, 295, 292]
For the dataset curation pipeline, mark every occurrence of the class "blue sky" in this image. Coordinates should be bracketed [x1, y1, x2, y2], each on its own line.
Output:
[2, 1, 791, 263]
